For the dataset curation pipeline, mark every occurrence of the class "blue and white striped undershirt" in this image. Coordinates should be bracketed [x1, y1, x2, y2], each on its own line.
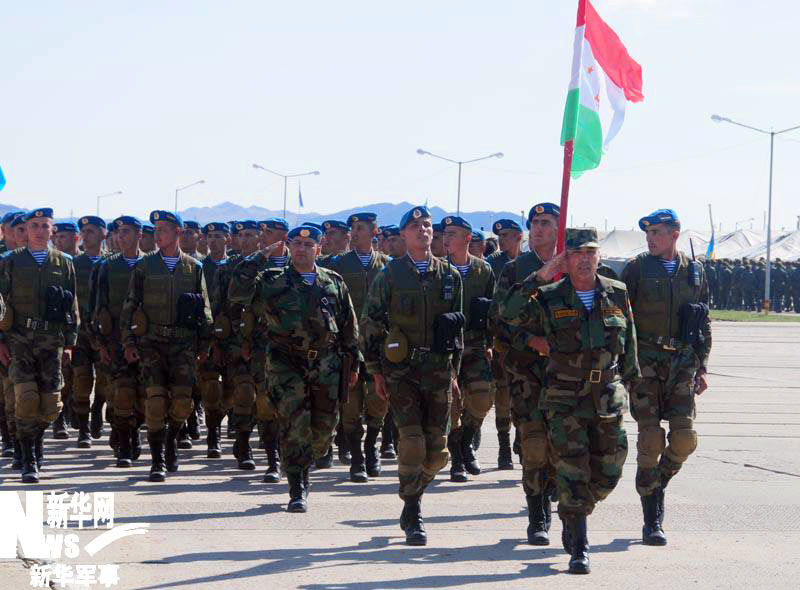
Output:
[660, 258, 678, 275]
[357, 252, 372, 269]
[88, 255, 101, 264]
[124, 256, 142, 269]
[269, 255, 288, 268]
[454, 262, 470, 277]
[409, 256, 429, 275]
[300, 272, 317, 285]
[161, 254, 179, 272]
[576, 289, 596, 311]
[29, 250, 48, 266]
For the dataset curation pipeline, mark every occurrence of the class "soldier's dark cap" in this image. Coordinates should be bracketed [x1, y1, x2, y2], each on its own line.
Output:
[432, 222, 443, 233]
[24, 208, 54, 222]
[112, 216, 142, 230]
[348, 212, 377, 227]
[54, 222, 79, 234]
[10, 214, 26, 228]
[232, 220, 259, 234]
[183, 220, 201, 231]
[526, 203, 560, 229]
[203, 222, 230, 235]
[639, 209, 679, 231]
[141, 223, 155, 235]
[565, 227, 600, 250]
[262, 218, 289, 231]
[301, 221, 323, 231]
[288, 225, 322, 243]
[382, 225, 400, 238]
[149, 210, 183, 228]
[441, 215, 472, 233]
[471, 230, 486, 242]
[76, 215, 106, 230]
[322, 220, 349, 232]
[399, 206, 431, 230]
[493, 219, 522, 234]
[1, 211, 24, 224]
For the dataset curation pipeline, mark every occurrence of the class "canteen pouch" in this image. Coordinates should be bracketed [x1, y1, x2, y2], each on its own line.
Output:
[467, 297, 492, 332]
[96, 307, 114, 336]
[239, 307, 256, 338]
[678, 302, 709, 347]
[44, 286, 75, 324]
[432, 311, 465, 355]
[131, 308, 148, 337]
[384, 327, 409, 363]
[213, 314, 232, 340]
[176, 293, 204, 330]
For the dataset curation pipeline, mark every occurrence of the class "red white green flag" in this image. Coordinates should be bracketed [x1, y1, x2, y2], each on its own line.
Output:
[560, 0, 644, 177]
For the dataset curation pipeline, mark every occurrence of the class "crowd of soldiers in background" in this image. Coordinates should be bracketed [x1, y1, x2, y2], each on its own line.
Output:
[703, 257, 800, 312]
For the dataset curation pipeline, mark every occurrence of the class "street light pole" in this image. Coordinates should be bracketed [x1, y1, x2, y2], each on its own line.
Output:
[252, 164, 320, 219]
[174, 180, 205, 212]
[96, 190, 122, 216]
[711, 115, 800, 314]
[416, 149, 503, 216]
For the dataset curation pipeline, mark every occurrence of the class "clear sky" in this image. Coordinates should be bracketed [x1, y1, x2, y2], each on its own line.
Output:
[1, 0, 798, 232]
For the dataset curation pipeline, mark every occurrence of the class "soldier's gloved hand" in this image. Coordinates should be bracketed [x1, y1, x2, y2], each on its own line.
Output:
[374, 374, 388, 400]
[526, 335, 550, 356]
[124, 346, 140, 364]
[0, 341, 10, 366]
[694, 369, 708, 395]
[536, 252, 566, 283]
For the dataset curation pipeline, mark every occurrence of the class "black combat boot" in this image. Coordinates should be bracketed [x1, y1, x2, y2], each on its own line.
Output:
[380, 412, 397, 459]
[567, 516, 590, 575]
[347, 430, 368, 483]
[497, 431, 514, 470]
[90, 397, 104, 439]
[314, 445, 333, 469]
[20, 436, 39, 483]
[187, 406, 201, 441]
[235, 430, 256, 470]
[147, 430, 167, 482]
[448, 430, 468, 483]
[472, 426, 482, 450]
[115, 425, 133, 468]
[641, 493, 667, 546]
[287, 471, 308, 513]
[109, 426, 119, 455]
[460, 424, 481, 476]
[225, 409, 235, 439]
[364, 426, 381, 477]
[165, 423, 180, 473]
[399, 494, 427, 546]
[335, 423, 351, 465]
[526, 494, 550, 545]
[34, 429, 44, 469]
[12, 437, 22, 469]
[560, 514, 572, 555]
[177, 422, 193, 450]
[513, 428, 522, 464]
[1, 420, 13, 457]
[131, 421, 143, 460]
[76, 414, 92, 448]
[52, 409, 69, 440]
[263, 437, 281, 483]
[205, 412, 222, 459]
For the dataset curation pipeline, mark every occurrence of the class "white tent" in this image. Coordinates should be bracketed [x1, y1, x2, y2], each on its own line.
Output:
[713, 229, 765, 259]
[737, 229, 800, 261]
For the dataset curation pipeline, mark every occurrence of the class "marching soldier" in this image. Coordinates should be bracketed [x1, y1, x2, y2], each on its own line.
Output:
[320, 212, 390, 482]
[321, 220, 350, 257]
[139, 223, 156, 253]
[0, 212, 23, 458]
[499, 228, 638, 574]
[120, 210, 213, 482]
[0, 208, 80, 483]
[180, 221, 205, 261]
[361, 205, 464, 546]
[245, 225, 360, 512]
[382, 225, 407, 259]
[468, 230, 487, 259]
[440, 216, 495, 482]
[93, 216, 146, 467]
[621, 209, 711, 546]
[431, 222, 446, 258]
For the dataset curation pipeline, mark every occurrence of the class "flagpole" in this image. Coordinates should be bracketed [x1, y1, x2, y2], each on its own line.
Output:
[557, 141, 574, 254]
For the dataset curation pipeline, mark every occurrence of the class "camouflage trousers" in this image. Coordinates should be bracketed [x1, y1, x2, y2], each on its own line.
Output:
[458, 348, 494, 431]
[631, 346, 699, 496]
[342, 369, 388, 435]
[491, 354, 512, 434]
[71, 332, 112, 417]
[138, 336, 197, 432]
[384, 354, 453, 500]
[268, 349, 341, 477]
[547, 394, 628, 518]
[7, 329, 65, 438]
[3, 375, 15, 437]
[507, 366, 555, 498]
[108, 343, 146, 428]
[197, 354, 234, 418]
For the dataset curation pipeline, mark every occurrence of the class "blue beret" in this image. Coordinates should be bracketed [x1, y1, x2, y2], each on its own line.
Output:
[54, 222, 79, 233]
[77, 215, 106, 230]
[232, 220, 259, 234]
[399, 206, 432, 230]
[382, 225, 400, 238]
[141, 223, 154, 235]
[288, 225, 322, 243]
[183, 220, 201, 231]
[441, 215, 472, 233]
[11, 214, 26, 228]
[262, 218, 289, 231]
[526, 202, 560, 229]
[471, 230, 486, 242]
[432, 222, 443, 233]
[639, 209, 679, 231]
[203, 222, 230, 235]
[347, 212, 377, 227]
[113, 216, 142, 230]
[2, 211, 24, 224]
[492, 219, 522, 234]
[25, 208, 54, 221]
[301, 221, 323, 231]
[322, 220, 349, 232]
[149, 210, 183, 228]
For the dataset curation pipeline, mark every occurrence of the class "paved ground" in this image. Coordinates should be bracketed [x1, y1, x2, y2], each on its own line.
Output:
[2, 321, 799, 589]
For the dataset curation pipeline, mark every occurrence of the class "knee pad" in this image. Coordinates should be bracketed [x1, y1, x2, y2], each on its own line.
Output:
[636, 425, 666, 468]
[364, 387, 388, 419]
[398, 425, 426, 466]
[201, 379, 224, 410]
[233, 379, 256, 412]
[145, 386, 169, 431]
[72, 368, 94, 400]
[464, 383, 494, 419]
[94, 371, 111, 398]
[14, 382, 39, 420]
[666, 417, 697, 463]
[521, 428, 548, 469]
[423, 437, 449, 476]
[40, 391, 62, 423]
[255, 390, 277, 421]
[114, 386, 136, 418]
[169, 386, 194, 422]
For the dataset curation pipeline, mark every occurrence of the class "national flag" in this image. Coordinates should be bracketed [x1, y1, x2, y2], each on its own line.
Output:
[706, 229, 716, 260]
[0, 166, 5, 192]
[560, 0, 644, 177]
[298, 183, 304, 209]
